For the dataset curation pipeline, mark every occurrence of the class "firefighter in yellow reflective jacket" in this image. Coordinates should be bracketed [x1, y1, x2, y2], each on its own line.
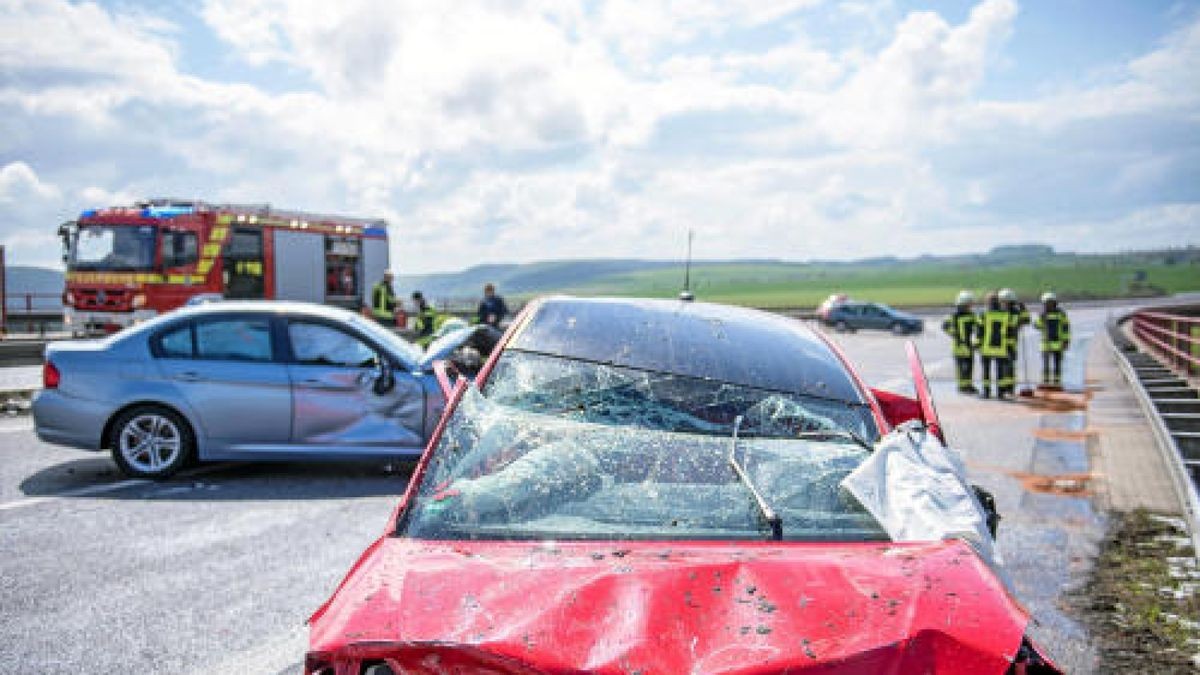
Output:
[978, 291, 1015, 399]
[942, 290, 980, 393]
[999, 288, 1030, 386]
[371, 270, 397, 325]
[410, 291, 439, 347]
[1035, 292, 1070, 388]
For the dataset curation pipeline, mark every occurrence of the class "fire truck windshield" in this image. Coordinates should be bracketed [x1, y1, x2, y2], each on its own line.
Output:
[71, 224, 157, 271]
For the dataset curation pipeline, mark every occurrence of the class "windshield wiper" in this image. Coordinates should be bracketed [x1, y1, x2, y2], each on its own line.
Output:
[795, 428, 873, 451]
[727, 415, 782, 541]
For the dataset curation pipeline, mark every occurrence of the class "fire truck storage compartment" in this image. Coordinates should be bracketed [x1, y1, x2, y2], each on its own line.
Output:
[272, 229, 325, 303]
[325, 236, 361, 306]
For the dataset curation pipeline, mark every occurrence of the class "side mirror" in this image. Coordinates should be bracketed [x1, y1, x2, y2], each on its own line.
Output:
[432, 359, 460, 398]
[58, 221, 76, 263]
[372, 356, 396, 395]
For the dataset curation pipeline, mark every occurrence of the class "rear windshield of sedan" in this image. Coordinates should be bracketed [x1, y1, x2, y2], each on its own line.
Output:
[399, 352, 885, 543]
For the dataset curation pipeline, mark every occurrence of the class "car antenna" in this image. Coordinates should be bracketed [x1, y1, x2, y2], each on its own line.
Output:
[727, 416, 783, 540]
[679, 228, 695, 301]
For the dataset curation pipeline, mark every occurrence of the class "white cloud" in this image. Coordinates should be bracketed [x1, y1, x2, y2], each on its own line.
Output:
[0, 161, 60, 203]
[0, 0, 1195, 275]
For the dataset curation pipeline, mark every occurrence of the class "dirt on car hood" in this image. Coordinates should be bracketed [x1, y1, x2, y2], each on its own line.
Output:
[309, 537, 1030, 674]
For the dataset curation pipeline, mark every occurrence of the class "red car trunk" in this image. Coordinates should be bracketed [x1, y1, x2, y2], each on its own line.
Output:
[309, 537, 1028, 674]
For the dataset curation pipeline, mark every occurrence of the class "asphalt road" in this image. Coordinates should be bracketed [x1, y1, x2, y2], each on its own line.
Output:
[0, 301, 1146, 673]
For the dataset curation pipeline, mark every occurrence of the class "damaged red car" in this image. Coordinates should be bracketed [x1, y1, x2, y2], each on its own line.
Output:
[306, 296, 1060, 674]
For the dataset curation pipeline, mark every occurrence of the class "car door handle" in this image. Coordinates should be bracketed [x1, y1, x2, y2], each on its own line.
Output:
[173, 371, 205, 382]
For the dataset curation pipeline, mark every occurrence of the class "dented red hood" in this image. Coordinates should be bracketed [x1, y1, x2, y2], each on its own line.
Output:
[308, 537, 1030, 674]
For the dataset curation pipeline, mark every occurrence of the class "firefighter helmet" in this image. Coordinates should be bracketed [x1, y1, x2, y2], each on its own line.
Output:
[955, 290, 974, 306]
[998, 288, 1017, 303]
[1040, 291, 1057, 303]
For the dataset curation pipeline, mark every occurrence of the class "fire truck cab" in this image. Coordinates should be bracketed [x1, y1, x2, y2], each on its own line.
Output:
[59, 199, 390, 333]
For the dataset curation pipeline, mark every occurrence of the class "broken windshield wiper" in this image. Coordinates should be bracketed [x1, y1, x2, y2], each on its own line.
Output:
[727, 415, 782, 541]
[794, 428, 873, 451]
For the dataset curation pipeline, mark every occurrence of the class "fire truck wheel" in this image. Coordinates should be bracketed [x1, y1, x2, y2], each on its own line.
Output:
[108, 405, 196, 480]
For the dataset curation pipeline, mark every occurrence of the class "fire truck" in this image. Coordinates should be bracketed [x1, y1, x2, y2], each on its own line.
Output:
[58, 199, 390, 333]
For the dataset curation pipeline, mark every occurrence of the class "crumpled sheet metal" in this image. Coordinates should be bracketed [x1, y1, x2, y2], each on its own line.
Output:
[841, 421, 1009, 587]
[308, 538, 1029, 674]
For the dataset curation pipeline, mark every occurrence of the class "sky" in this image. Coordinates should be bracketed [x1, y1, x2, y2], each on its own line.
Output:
[1, 0, 1198, 274]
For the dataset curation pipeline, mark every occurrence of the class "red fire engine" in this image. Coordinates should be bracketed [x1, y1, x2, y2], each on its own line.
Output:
[59, 199, 390, 333]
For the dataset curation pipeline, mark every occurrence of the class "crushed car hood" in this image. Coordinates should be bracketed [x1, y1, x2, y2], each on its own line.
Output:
[309, 537, 1029, 673]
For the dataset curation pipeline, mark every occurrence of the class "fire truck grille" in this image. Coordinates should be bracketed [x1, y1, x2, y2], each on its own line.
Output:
[77, 289, 129, 310]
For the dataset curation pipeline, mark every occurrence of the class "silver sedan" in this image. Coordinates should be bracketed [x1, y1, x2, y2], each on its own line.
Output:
[33, 301, 468, 479]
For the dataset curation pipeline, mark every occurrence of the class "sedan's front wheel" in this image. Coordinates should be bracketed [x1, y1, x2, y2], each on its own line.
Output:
[109, 406, 195, 479]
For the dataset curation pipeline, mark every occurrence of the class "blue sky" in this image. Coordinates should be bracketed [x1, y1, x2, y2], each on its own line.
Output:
[1, 0, 1197, 273]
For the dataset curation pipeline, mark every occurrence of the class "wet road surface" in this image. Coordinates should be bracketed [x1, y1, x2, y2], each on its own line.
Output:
[0, 302, 1144, 672]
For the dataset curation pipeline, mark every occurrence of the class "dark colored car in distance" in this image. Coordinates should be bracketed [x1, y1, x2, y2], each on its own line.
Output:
[822, 300, 924, 335]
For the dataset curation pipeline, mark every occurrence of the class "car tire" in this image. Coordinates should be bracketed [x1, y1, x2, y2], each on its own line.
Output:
[108, 405, 195, 480]
[891, 322, 907, 336]
[835, 320, 849, 332]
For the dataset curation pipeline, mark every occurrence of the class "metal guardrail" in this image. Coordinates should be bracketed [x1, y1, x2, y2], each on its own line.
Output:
[1111, 310, 1200, 561]
[1132, 308, 1200, 378]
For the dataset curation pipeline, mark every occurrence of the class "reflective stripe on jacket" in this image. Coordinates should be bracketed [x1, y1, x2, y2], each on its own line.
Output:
[942, 310, 979, 358]
[1005, 304, 1029, 349]
[1035, 310, 1070, 352]
[979, 309, 1010, 358]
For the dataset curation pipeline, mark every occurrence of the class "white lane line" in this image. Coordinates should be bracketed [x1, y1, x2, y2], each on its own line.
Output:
[0, 463, 235, 512]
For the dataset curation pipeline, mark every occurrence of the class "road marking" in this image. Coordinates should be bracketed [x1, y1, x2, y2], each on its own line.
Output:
[0, 463, 235, 512]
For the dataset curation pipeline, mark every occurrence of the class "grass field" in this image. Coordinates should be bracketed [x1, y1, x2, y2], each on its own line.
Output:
[555, 259, 1200, 308]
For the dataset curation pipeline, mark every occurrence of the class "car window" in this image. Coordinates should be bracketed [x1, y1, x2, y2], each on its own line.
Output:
[288, 322, 377, 367]
[158, 323, 194, 358]
[194, 318, 274, 362]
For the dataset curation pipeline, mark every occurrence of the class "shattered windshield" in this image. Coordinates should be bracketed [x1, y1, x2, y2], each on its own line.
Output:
[402, 386, 885, 542]
[71, 224, 157, 271]
[484, 350, 877, 440]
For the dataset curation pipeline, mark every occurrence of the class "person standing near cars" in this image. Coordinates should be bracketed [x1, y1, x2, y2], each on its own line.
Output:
[476, 283, 508, 328]
[371, 270, 398, 326]
[411, 291, 437, 344]
[999, 288, 1030, 380]
[943, 290, 980, 394]
[1035, 292, 1070, 388]
[978, 291, 1014, 399]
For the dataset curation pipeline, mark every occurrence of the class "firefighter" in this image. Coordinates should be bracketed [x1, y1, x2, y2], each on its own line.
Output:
[978, 291, 1014, 399]
[942, 290, 980, 393]
[370, 270, 398, 326]
[999, 287, 1030, 380]
[1035, 292, 1070, 388]
[411, 291, 438, 345]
